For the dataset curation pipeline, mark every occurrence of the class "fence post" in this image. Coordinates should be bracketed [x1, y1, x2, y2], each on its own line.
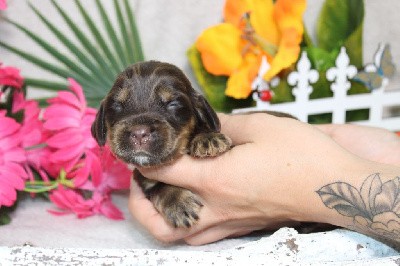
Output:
[326, 47, 357, 123]
[288, 51, 319, 122]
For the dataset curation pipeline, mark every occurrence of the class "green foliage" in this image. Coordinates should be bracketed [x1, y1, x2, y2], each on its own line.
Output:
[0, 204, 17, 226]
[316, 0, 364, 68]
[0, 0, 144, 108]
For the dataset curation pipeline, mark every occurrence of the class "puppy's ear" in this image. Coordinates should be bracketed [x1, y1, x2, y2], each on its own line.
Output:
[91, 101, 107, 146]
[192, 91, 221, 132]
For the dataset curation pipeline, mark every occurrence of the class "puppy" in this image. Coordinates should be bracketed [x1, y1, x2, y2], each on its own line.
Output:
[91, 61, 232, 228]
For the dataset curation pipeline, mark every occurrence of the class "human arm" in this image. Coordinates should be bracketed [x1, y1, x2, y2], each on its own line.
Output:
[129, 113, 400, 245]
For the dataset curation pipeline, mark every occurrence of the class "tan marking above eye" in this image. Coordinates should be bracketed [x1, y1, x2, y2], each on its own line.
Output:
[157, 87, 174, 103]
[115, 88, 130, 102]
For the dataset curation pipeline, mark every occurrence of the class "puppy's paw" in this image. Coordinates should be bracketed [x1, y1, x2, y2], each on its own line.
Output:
[189, 132, 232, 158]
[152, 186, 203, 228]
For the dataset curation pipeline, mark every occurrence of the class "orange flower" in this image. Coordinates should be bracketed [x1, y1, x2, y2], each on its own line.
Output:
[196, 0, 306, 99]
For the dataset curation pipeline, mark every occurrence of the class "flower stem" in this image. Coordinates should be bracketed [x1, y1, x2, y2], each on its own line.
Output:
[23, 170, 74, 194]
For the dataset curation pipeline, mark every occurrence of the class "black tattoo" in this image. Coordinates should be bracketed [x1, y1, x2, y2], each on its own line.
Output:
[317, 173, 400, 243]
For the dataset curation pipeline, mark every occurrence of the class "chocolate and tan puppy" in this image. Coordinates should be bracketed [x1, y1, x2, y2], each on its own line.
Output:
[91, 61, 232, 228]
[91, 61, 299, 228]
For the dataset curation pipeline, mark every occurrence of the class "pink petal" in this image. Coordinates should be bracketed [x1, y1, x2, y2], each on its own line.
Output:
[49, 91, 81, 109]
[46, 129, 83, 148]
[44, 104, 81, 120]
[86, 150, 102, 187]
[50, 142, 85, 162]
[70, 159, 91, 187]
[0, 169, 25, 189]
[3, 148, 26, 163]
[0, 116, 20, 137]
[0, 184, 17, 207]
[99, 197, 124, 220]
[43, 117, 80, 130]
[0, 0, 7, 10]
[68, 78, 86, 108]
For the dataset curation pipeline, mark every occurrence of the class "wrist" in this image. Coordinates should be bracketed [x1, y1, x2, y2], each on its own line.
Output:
[281, 156, 369, 225]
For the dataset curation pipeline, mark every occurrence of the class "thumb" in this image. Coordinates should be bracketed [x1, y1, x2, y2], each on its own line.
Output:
[138, 155, 210, 190]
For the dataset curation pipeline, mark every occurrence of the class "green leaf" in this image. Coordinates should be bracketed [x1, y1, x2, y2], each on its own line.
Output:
[316, 0, 364, 67]
[49, 0, 112, 92]
[1, 1, 144, 107]
[303, 47, 338, 72]
[0, 40, 74, 81]
[301, 24, 314, 48]
[343, 24, 363, 68]
[114, 0, 133, 63]
[124, 0, 144, 62]
[29, 3, 114, 85]
[270, 79, 294, 104]
[24, 78, 68, 91]
[5, 18, 103, 91]
[74, 0, 121, 74]
[95, 0, 128, 69]
[0, 203, 18, 226]
[187, 45, 253, 113]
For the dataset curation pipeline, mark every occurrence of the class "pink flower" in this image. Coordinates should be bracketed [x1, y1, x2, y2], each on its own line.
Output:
[0, 63, 24, 89]
[42, 78, 97, 183]
[0, 111, 28, 207]
[0, 0, 6, 10]
[49, 146, 131, 220]
[82, 145, 131, 192]
[48, 185, 124, 220]
[12, 91, 49, 181]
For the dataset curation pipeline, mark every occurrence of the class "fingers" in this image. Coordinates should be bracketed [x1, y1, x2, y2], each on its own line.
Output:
[218, 112, 298, 145]
[217, 113, 258, 145]
[128, 179, 193, 243]
[129, 179, 227, 243]
[183, 225, 255, 246]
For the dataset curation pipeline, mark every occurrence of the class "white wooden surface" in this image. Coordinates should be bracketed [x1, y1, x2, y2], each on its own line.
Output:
[1, 228, 399, 265]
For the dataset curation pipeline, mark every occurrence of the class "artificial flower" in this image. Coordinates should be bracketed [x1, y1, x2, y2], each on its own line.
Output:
[42, 78, 97, 184]
[12, 91, 50, 182]
[53, 145, 131, 219]
[0, 0, 6, 10]
[48, 185, 124, 220]
[81, 145, 131, 193]
[0, 63, 24, 89]
[0, 111, 28, 207]
[196, 0, 306, 99]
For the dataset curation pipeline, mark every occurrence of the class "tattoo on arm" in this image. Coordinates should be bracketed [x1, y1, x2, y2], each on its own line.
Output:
[316, 173, 400, 243]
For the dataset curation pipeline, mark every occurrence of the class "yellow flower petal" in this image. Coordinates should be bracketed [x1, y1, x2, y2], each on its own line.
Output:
[274, 0, 306, 36]
[264, 28, 301, 80]
[274, 0, 306, 33]
[226, 54, 260, 99]
[250, 0, 279, 46]
[263, 0, 306, 80]
[196, 23, 243, 76]
[223, 0, 249, 26]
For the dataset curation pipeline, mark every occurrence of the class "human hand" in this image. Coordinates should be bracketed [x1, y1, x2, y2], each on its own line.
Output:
[129, 113, 366, 245]
[316, 124, 400, 166]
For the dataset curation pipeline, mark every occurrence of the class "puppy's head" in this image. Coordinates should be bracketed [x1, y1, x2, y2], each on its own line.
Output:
[91, 61, 220, 167]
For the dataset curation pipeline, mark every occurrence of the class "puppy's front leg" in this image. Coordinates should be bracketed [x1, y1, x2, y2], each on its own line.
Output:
[135, 169, 203, 228]
[189, 132, 232, 158]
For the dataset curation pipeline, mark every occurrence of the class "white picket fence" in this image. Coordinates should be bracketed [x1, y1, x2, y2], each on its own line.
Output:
[234, 47, 400, 131]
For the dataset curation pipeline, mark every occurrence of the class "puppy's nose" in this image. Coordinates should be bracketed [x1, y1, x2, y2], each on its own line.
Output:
[130, 125, 152, 148]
